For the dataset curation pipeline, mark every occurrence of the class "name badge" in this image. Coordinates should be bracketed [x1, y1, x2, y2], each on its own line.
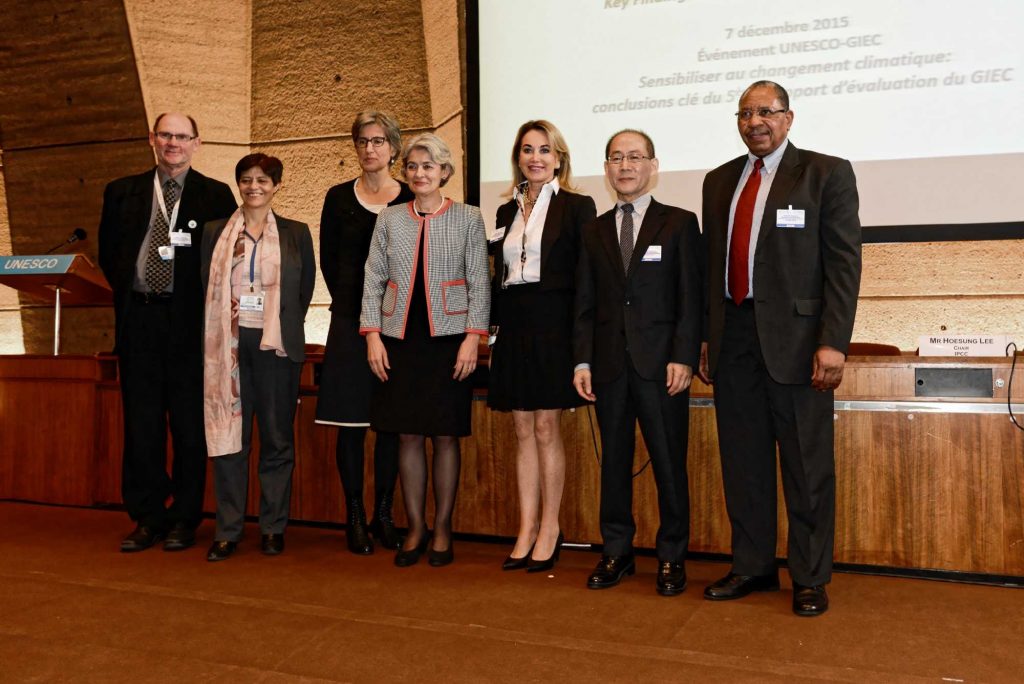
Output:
[641, 245, 662, 262]
[489, 226, 507, 243]
[157, 245, 175, 260]
[169, 231, 192, 246]
[777, 206, 805, 228]
[239, 293, 265, 312]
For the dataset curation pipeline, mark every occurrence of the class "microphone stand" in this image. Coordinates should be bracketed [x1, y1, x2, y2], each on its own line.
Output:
[42, 229, 86, 353]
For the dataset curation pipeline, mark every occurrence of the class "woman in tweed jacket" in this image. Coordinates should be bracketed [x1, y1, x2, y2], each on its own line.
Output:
[360, 133, 489, 567]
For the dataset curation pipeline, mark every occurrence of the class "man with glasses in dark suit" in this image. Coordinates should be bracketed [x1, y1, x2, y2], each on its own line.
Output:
[99, 112, 236, 552]
[699, 81, 862, 616]
[574, 129, 702, 596]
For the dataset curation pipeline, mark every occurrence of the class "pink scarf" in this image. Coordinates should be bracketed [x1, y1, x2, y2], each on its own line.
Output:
[203, 208, 285, 457]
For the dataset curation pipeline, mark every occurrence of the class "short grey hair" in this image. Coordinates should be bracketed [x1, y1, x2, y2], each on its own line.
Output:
[401, 133, 455, 187]
[351, 110, 403, 163]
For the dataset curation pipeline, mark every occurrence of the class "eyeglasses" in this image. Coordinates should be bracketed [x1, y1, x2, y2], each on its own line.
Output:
[735, 108, 788, 121]
[606, 153, 651, 165]
[154, 131, 196, 143]
[355, 136, 387, 149]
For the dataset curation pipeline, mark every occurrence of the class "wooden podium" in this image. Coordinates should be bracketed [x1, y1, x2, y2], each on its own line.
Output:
[0, 254, 111, 355]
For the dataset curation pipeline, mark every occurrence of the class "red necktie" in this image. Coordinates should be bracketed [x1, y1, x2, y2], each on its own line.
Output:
[728, 158, 763, 305]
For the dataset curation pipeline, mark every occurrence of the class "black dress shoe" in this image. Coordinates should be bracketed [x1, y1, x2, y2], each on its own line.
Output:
[394, 534, 430, 567]
[527, 532, 563, 574]
[427, 542, 454, 567]
[656, 561, 687, 596]
[163, 522, 196, 551]
[206, 540, 237, 562]
[120, 524, 165, 553]
[261, 533, 285, 556]
[793, 583, 829, 616]
[587, 554, 636, 589]
[703, 571, 781, 600]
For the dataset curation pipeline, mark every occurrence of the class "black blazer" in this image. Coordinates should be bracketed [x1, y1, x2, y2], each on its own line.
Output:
[574, 198, 703, 383]
[98, 167, 237, 353]
[702, 142, 862, 384]
[319, 179, 414, 317]
[490, 189, 596, 326]
[200, 213, 316, 363]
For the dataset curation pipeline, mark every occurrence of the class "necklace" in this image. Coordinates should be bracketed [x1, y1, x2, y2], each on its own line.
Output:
[414, 197, 443, 215]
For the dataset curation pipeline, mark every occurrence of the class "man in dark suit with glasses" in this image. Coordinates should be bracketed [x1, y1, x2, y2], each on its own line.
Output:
[99, 112, 236, 553]
[699, 81, 862, 616]
[574, 129, 703, 596]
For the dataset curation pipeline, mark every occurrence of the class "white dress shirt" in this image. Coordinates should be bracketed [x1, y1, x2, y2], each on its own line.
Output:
[616, 192, 653, 245]
[502, 178, 560, 286]
[725, 139, 789, 301]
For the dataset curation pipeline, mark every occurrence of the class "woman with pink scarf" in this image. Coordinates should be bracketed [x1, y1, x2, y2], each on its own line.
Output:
[200, 153, 315, 562]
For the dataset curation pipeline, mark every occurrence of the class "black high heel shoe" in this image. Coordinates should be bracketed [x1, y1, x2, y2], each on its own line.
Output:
[394, 532, 430, 567]
[428, 541, 455, 567]
[502, 542, 535, 571]
[526, 532, 563, 574]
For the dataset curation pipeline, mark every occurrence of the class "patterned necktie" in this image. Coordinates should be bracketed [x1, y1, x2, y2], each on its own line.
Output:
[728, 158, 763, 304]
[619, 203, 634, 273]
[144, 178, 180, 292]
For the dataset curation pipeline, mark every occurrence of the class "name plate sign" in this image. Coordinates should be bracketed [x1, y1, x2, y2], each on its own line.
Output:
[919, 334, 1009, 357]
[0, 255, 75, 275]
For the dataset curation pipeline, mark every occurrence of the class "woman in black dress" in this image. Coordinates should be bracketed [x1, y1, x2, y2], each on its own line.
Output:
[316, 111, 413, 554]
[488, 120, 596, 572]
[361, 133, 490, 567]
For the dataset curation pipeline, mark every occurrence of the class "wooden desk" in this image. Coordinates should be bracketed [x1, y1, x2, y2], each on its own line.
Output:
[2, 354, 1022, 577]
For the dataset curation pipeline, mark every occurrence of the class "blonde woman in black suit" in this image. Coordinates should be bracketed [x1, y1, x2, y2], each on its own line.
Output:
[360, 133, 489, 567]
[488, 120, 596, 572]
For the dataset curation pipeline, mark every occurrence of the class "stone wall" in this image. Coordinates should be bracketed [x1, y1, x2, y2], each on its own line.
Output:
[0, 1, 1019, 354]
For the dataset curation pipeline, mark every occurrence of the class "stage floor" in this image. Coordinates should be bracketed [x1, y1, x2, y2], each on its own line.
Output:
[1, 501, 1022, 682]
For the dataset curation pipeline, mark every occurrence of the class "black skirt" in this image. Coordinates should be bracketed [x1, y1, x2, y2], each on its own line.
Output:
[487, 283, 585, 411]
[369, 330, 471, 436]
[315, 314, 373, 426]
[369, 236, 472, 436]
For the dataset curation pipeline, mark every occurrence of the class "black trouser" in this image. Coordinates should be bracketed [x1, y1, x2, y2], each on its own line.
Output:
[713, 301, 836, 586]
[213, 327, 302, 541]
[594, 359, 691, 562]
[118, 300, 206, 530]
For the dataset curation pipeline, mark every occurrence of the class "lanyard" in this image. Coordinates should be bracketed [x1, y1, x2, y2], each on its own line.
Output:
[153, 172, 182, 231]
[243, 229, 262, 292]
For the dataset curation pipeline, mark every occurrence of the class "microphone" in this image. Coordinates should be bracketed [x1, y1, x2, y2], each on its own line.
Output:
[45, 228, 87, 254]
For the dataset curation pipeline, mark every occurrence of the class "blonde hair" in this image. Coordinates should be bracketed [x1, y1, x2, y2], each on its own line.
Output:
[508, 119, 578, 193]
[401, 133, 455, 187]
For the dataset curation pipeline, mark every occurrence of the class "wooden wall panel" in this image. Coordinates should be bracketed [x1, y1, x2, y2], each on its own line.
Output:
[0, 357, 103, 505]
[4, 354, 1024, 577]
[94, 383, 124, 505]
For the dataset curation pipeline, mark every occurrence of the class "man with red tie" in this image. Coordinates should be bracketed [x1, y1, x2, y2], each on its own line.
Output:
[699, 81, 862, 616]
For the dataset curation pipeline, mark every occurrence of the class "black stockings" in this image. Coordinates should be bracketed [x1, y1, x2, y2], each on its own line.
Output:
[335, 427, 399, 507]
[398, 434, 461, 552]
